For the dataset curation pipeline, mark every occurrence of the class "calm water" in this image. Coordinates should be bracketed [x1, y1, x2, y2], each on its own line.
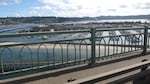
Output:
[0, 44, 126, 64]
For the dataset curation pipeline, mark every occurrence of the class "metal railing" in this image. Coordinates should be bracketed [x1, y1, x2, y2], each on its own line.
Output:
[0, 26, 149, 75]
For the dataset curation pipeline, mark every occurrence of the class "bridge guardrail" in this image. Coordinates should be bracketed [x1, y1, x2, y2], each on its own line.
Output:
[0, 26, 149, 75]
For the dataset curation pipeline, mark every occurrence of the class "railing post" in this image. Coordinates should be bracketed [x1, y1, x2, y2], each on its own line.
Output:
[90, 28, 96, 65]
[0, 55, 4, 73]
[142, 26, 148, 55]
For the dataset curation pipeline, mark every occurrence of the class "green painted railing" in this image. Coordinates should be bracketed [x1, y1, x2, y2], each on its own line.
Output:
[0, 26, 149, 76]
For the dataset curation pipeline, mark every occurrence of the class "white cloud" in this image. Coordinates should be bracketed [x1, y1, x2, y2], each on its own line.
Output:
[33, 5, 52, 10]
[0, 2, 8, 6]
[29, 10, 41, 16]
[17, 10, 42, 17]
[0, 0, 22, 6]
[21, 0, 150, 17]
[134, 2, 150, 9]
[14, 0, 22, 4]
[39, 0, 64, 6]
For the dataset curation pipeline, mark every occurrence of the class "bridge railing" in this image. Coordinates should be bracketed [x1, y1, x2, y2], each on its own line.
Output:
[0, 26, 149, 75]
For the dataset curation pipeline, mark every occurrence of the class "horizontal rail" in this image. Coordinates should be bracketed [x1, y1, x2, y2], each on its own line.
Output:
[96, 33, 144, 38]
[0, 29, 90, 38]
[96, 27, 146, 31]
[67, 60, 150, 84]
[0, 33, 144, 47]
[0, 37, 90, 47]
[0, 27, 146, 38]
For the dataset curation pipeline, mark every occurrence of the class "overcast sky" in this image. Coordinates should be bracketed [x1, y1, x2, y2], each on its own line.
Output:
[0, 0, 150, 17]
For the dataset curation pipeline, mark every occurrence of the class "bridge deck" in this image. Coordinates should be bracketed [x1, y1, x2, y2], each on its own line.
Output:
[1, 51, 150, 84]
